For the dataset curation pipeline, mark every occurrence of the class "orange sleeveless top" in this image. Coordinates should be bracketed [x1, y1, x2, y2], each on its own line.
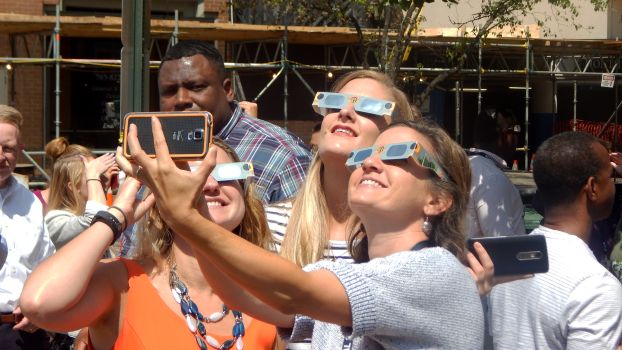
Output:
[90, 258, 277, 350]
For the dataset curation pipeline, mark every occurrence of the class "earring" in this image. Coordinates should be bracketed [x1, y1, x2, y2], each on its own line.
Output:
[422, 216, 433, 236]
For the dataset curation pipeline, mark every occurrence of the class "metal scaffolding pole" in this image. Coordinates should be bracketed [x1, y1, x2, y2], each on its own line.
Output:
[53, 3, 61, 138]
[477, 39, 482, 115]
[120, 0, 151, 120]
[523, 32, 530, 170]
[282, 27, 288, 130]
[42, 34, 49, 153]
[616, 83, 619, 146]
[2, 56, 622, 78]
[573, 80, 578, 131]
[171, 10, 179, 47]
[553, 76, 557, 115]
[455, 80, 460, 142]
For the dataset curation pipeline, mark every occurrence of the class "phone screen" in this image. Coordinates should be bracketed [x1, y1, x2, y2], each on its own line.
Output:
[122, 111, 212, 160]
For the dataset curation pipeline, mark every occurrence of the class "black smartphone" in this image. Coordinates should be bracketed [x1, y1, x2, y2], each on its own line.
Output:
[467, 235, 549, 276]
[122, 111, 212, 160]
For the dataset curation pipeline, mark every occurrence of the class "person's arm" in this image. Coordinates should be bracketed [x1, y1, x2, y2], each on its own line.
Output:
[466, 241, 533, 296]
[189, 200, 292, 326]
[20, 178, 154, 332]
[474, 174, 525, 237]
[45, 201, 108, 249]
[611, 152, 622, 176]
[126, 118, 352, 326]
[83, 153, 116, 205]
[191, 246, 294, 327]
[0, 233, 7, 269]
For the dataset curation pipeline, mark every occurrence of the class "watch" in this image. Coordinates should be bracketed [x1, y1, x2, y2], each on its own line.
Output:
[91, 210, 123, 244]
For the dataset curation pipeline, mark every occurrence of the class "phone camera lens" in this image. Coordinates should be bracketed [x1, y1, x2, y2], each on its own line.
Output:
[193, 129, 204, 140]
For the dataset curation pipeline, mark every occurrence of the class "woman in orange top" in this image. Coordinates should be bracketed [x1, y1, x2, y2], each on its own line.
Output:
[20, 139, 279, 350]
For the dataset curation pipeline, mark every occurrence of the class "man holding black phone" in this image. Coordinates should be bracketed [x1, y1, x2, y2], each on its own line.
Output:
[487, 132, 622, 349]
[157, 40, 311, 204]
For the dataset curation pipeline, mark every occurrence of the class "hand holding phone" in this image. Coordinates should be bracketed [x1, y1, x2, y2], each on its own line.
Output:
[122, 111, 212, 160]
[467, 235, 549, 276]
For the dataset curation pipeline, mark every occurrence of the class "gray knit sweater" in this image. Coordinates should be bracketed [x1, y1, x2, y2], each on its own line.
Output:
[281, 247, 484, 349]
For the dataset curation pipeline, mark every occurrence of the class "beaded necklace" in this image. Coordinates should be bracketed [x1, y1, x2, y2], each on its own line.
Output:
[169, 264, 245, 350]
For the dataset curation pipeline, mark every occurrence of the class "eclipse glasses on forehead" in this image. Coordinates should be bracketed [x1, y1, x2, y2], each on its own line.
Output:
[312, 92, 396, 118]
[345, 142, 448, 181]
[190, 162, 255, 182]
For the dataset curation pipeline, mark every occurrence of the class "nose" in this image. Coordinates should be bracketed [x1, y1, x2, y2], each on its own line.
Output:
[337, 103, 356, 122]
[174, 87, 193, 111]
[203, 175, 220, 194]
[361, 153, 382, 173]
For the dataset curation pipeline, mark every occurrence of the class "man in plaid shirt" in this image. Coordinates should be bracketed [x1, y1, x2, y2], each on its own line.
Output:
[158, 40, 311, 203]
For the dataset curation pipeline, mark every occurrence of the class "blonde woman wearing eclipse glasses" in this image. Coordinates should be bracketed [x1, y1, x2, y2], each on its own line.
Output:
[267, 70, 416, 270]
[101, 117, 485, 349]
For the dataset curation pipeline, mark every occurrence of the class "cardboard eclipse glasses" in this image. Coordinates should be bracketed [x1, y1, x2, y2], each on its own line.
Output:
[346, 141, 448, 181]
[189, 162, 255, 182]
[312, 92, 395, 118]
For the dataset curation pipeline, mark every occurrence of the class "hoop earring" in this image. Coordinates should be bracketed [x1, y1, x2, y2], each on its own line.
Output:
[422, 216, 433, 236]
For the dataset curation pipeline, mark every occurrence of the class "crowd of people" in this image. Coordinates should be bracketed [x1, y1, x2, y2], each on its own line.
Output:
[0, 39, 621, 350]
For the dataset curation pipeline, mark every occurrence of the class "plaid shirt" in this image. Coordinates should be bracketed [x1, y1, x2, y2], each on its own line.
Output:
[218, 102, 311, 203]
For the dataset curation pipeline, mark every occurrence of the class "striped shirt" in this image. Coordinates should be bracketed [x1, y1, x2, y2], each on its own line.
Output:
[488, 225, 622, 349]
[266, 201, 354, 263]
[265, 201, 354, 350]
[219, 103, 311, 203]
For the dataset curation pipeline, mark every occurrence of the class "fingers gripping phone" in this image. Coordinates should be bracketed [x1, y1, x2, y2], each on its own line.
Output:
[122, 111, 212, 160]
[468, 235, 549, 276]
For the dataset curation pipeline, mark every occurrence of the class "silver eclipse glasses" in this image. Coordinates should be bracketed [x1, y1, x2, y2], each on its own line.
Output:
[312, 92, 395, 118]
[345, 141, 448, 181]
[190, 162, 255, 182]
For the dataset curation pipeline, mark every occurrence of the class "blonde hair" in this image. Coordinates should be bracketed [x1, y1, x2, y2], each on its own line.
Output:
[280, 70, 417, 267]
[134, 138, 274, 265]
[331, 70, 414, 122]
[45, 137, 92, 165]
[349, 119, 472, 263]
[46, 155, 91, 215]
[46, 138, 95, 214]
[0, 105, 23, 134]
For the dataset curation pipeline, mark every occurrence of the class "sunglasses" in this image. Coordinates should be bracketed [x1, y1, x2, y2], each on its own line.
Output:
[312, 92, 396, 118]
[346, 142, 448, 181]
[190, 162, 255, 182]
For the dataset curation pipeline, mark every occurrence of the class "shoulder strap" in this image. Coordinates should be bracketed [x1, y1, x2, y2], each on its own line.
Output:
[411, 240, 435, 251]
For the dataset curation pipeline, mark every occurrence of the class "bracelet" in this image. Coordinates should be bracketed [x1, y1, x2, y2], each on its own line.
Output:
[108, 205, 128, 231]
[86, 178, 102, 183]
[91, 211, 123, 244]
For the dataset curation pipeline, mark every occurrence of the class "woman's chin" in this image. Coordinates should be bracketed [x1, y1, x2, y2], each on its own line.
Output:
[318, 148, 350, 165]
[210, 214, 242, 232]
[348, 200, 376, 219]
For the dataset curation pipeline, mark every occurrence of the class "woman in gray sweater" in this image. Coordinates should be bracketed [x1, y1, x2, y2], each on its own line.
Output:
[45, 141, 117, 250]
[121, 117, 485, 349]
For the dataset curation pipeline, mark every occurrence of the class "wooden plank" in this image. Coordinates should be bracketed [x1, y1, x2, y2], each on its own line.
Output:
[0, 12, 620, 52]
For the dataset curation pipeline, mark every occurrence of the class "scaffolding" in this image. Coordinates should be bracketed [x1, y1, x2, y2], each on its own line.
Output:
[0, 11, 620, 179]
